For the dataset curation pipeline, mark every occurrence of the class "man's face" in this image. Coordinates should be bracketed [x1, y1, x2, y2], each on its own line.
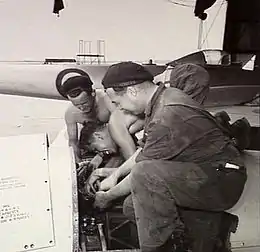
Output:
[106, 87, 144, 116]
[89, 126, 117, 154]
[69, 91, 95, 113]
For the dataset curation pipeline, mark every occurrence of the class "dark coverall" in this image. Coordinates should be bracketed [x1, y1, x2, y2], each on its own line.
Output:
[123, 83, 247, 252]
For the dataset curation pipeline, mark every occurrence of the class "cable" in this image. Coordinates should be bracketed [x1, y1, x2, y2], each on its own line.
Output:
[203, 20, 210, 49]
[166, 0, 224, 8]
[166, 0, 193, 7]
[201, 0, 225, 47]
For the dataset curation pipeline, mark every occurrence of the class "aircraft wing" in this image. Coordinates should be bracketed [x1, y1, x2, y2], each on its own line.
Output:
[0, 63, 165, 101]
[0, 63, 110, 100]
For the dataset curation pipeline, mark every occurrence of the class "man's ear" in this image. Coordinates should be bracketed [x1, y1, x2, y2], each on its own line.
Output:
[127, 86, 137, 97]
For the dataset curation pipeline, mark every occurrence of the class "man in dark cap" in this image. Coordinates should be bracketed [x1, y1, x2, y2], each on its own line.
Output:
[87, 61, 247, 252]
[102, 63, 210, 167]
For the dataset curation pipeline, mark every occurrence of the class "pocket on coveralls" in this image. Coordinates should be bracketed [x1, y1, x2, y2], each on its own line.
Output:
[185, 164, 209, 191]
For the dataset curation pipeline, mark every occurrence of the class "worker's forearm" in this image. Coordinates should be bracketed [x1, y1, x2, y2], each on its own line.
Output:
[113, 148, 141, 181]
[106, 174, 131, 201]
[94, 168, 116, 177]
[128, 119, 145, 135]
[108, 110, 144, 160]
[109, 123, 136, 159]
[119, 141, 137, 160]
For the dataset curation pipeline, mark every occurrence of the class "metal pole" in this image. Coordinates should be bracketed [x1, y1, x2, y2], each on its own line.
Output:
[97, 40, 101, 64]
[101, 40, 106, 63]
[88, 41, 92, 64]
[79, 40, 83, 54]
[198, 19, 203, 50]
[78, 40, 84, 64]
[83, 41, 87, 55]
[83, 41, 89, 64]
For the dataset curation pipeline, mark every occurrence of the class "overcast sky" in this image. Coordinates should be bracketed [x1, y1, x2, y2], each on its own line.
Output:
[0, 0, 227, 62]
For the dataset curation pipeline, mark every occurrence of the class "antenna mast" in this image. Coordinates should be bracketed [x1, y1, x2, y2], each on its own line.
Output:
[77, 40, 106, 64]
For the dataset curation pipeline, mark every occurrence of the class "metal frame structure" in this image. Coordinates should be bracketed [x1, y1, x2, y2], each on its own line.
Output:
[77, 40, 106, 65]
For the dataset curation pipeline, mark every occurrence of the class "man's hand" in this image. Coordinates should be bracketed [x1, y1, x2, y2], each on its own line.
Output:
[99, 173, 118, 191]
[77, 160, 94, 174]
[85, 168, 116, 196]
[85, 170, 102, 197]
[94, 191, 112, 209]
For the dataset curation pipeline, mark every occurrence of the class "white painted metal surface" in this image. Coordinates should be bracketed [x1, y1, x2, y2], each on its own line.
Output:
[0, 130, 79, 252]
[0, 134, 54, 251]
[44, 127, 79, 252]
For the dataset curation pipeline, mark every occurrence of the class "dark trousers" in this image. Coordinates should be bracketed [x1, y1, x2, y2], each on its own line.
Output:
[123, 160, 247, 252]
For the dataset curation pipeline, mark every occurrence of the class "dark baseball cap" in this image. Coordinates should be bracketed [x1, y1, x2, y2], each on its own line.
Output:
[102, 61, 154, 89]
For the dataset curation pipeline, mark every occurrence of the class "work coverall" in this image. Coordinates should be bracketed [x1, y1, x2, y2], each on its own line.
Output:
[123, 83, 247, 252]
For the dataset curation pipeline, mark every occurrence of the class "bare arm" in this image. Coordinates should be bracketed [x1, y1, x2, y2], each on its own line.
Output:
[65, 109, 80, 162]
[108, 110, 137, 159]
[103, 148, 141, 185]
[128, 118, 145, 135]
[106, 174, 131, 201]
[98, 149, 141, 201]
[94, 174, 132, 209]
[88, 149, 140, 196]
[114, 148, 140, 179]
[91, 168, 116, 177]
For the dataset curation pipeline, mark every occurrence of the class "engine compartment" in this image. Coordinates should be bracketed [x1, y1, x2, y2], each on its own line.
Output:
[76, 151, 139, 251]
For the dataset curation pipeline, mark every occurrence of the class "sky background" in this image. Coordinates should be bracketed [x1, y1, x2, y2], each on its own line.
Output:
[0, 0, 227, 62]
